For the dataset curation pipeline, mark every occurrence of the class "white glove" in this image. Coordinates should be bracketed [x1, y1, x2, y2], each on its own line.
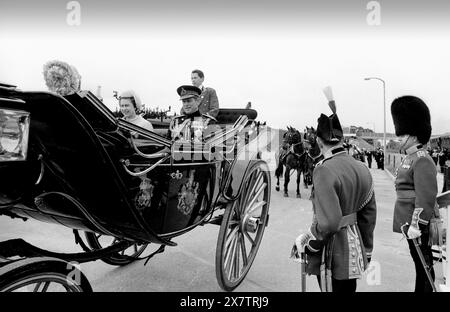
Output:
[295, 230, 319, 252]
[407, 225, 422, 239]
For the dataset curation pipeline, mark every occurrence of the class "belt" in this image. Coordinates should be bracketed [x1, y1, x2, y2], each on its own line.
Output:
[396, 190, 416, 198]
[338, 212, 357, 229]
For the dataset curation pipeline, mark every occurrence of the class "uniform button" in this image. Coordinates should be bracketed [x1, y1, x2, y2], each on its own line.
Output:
[352, 260, 356, 265]
[352, 268, 357, 273]
[351, 252, 356, 257]
[350, 237, 354, 241]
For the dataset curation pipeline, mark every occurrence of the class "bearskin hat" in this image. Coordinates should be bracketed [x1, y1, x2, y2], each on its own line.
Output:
[391, 96, 431, 144]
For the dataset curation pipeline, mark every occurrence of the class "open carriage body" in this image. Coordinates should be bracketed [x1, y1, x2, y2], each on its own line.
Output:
[0, 83, 273, 292]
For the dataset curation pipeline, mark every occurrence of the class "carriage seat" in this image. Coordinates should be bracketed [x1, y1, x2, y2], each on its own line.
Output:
[215, 108, 257, 126]
[148, 119, 170, 138]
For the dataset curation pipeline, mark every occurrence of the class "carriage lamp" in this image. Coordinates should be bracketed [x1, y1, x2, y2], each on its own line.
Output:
[0, 108, 30, 162]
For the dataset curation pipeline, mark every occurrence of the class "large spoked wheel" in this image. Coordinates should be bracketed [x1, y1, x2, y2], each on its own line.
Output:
[215, 160, 271, 291]
[82, 231, 148, 266]
[0, 258, 92, 292]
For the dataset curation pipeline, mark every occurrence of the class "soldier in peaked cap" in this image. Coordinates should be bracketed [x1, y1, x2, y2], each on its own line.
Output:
[169, 85, 217, 142]
[293, 86, 377, 292]
[391, 95, 438, 292]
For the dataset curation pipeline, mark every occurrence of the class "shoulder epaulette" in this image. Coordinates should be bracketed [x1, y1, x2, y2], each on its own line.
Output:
[417, 151, 426, 158]
[173, 115, 186, 119]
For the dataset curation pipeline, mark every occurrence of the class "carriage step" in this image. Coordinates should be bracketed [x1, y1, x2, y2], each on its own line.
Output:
[208, 215, 223, 225]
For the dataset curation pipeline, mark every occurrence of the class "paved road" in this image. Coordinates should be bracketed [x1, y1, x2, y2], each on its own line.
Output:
[0, 159, 446, 292]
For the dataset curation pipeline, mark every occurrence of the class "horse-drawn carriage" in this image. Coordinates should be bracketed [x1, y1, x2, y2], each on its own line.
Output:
[0, 82, 273, 292]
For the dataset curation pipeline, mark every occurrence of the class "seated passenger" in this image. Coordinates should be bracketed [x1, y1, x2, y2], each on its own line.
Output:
[170, 85, 218, 142]
[119, 90, 154, 132]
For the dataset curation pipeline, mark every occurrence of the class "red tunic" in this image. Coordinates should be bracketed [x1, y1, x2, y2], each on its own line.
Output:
[306, 146, 377, 280]
[393, 144, 438, 233]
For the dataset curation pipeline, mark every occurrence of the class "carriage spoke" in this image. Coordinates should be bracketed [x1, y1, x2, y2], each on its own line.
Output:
[244, 231, 255, 246]
[225, 226, 239, 250]
[246, 200, 266, 215]
[234, 239, 241, 279]
[240, 170, 262, 214]
[243, 171, 264, 208]
[134, 244, 138, 253]
[226, 235, 238, 281]
[239, 232, 248, 267]
[232, 232, 241, 280]
[33, 282, 43, 292]
[245, 182, 266, 214]
[41, 281, 51, 292]
[224, 227, 239, 260]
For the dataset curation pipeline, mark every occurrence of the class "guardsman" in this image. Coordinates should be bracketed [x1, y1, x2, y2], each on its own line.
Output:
[391, 95, 438, 292]
[294, 86, 377, 292]
[170, 85, 217, 142]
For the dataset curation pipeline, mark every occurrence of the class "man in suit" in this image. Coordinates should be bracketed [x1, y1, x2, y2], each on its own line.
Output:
[180, 69, 219, 118]
[294, 86, 377, 292]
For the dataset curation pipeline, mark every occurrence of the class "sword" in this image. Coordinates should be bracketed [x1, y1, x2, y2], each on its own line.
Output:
[401, 223, 437, 292]
[290, 244, 307, 292]
[412, 237, 437, 292]
[300, 251, 307, 292]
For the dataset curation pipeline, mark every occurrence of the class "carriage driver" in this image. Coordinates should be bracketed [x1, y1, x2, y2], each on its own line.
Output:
[169, 85, 218, 142]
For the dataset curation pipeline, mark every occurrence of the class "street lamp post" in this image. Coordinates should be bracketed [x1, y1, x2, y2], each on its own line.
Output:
[364, 77, 386, 168]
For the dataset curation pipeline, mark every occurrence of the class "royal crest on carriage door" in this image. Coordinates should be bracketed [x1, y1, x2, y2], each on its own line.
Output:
[177, 170, 199, 215]
[135, 177, 154, 213]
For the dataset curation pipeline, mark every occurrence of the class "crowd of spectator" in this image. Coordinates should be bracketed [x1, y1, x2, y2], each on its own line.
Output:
[427, 147, 450, 173]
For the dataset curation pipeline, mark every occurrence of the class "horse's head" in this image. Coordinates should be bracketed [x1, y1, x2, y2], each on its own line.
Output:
[303, 126, 321, 158]
[284, 126, 302, 145]
[303, 126, 317, 144]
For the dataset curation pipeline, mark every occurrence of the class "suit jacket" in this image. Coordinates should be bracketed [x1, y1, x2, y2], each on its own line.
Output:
[393, 144, 438, 233]
[306, 147, 377, 280]
[180, 87, 219, 118]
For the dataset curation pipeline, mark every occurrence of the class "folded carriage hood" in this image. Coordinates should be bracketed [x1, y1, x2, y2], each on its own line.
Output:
[0, 87, 175, 246]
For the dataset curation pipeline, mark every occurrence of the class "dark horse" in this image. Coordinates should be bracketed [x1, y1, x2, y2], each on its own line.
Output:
[301, 127, 324, 199]
[275, 126, 308, 198]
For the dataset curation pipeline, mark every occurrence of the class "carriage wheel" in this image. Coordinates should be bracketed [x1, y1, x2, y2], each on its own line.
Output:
[215, 160, 271, 291]
[83, 232, 148, 266]
[0, 258, 92, 292]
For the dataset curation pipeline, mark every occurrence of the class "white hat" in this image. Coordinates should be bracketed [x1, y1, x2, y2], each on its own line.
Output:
[119, 90, 143, 111]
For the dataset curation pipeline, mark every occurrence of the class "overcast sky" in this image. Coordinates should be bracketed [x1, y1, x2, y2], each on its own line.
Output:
[1, 0, 450, 134]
